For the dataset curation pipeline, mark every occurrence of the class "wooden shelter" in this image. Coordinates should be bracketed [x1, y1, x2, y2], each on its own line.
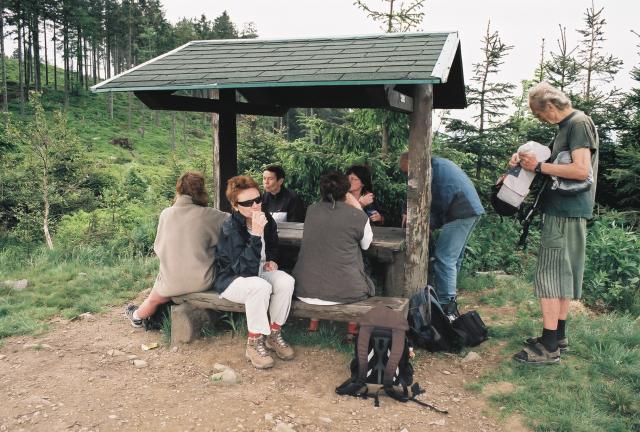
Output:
[91, 32, 467, 297]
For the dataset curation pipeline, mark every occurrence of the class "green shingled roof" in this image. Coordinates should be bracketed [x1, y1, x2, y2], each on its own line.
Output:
[91, 32, 460, 93]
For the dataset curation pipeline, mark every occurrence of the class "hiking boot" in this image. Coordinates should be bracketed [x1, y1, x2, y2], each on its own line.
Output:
[513, 341, 560, 365]
[265, 330, 295, 360]
[124, 304, 143, 328]
[246, 336, 274, 369]
[525, 336, 569, 353]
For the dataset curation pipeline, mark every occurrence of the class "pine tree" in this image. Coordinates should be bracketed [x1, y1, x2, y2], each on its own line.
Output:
[544, 25, 581, 92]
[576, 2, 622, 104]
[354, 0, 424, 33]
[458, 21, 515, 179]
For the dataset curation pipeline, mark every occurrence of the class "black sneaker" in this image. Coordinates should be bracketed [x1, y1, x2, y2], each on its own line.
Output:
[124, 304, 143, 328]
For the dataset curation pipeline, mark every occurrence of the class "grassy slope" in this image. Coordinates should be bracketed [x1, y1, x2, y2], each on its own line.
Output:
[1, 57, 214, 337]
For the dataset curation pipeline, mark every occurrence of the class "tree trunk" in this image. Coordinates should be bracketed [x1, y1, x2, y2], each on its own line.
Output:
[64, 25, 69, 108]
[43, 19, 48, 86]
[0, 0, 8, 117]
[83, 36, 88, 91]
[92, 38, 97, 84]
[53, 20, 57, 90]
[25, 24, 31, 94]
[42, 169, 53, 250]
[76, 27, 83, 92]
[32, 12, 41, 91]
[404, 84, 433, 298]
[17, 18, 25, 112]
[381, 112, 389, 156]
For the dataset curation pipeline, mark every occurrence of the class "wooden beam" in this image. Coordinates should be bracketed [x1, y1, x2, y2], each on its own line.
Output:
[218, 89, 237, 212]
[404, 84, 433, 298]
[385, 85, 413, 113]
[134, 90, 288, 116]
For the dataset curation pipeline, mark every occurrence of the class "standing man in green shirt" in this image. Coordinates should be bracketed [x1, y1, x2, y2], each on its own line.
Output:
[510, 82, 598, 365]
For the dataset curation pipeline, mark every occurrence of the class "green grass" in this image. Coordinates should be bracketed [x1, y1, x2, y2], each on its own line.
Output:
[0, 245, 158, 338]
[472, 278, 640, 432]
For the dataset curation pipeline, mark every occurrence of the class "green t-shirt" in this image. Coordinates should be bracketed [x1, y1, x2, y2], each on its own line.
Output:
[541, 110, 599, 219]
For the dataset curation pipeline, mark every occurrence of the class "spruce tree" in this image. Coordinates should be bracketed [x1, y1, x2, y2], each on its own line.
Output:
[544, 25, 581, 92]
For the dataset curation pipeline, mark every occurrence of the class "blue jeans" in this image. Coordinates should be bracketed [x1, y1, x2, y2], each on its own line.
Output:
[432, 215, 480, 305]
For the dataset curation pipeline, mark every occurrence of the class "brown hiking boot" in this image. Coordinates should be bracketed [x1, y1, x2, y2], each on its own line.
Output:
[265, 330, 295, 360]
[246, 336, 274, 369]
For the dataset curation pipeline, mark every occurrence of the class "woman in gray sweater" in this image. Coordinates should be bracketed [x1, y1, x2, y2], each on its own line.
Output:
[125, 172, 227, 328]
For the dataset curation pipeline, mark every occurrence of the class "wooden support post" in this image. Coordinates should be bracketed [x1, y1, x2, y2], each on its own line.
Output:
[403, 84, 433, 298]
[218, 89, 238, 212]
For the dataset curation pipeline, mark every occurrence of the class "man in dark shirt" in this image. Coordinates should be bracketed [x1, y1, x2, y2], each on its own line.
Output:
[262, 165, 306, 223]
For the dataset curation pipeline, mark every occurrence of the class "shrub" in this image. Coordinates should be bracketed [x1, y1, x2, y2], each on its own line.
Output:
[583, 212, 640, 314]
[463, 214, 538, 275]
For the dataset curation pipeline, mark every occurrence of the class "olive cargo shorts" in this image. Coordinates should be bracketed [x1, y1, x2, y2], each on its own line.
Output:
[534, 215, 587, 299]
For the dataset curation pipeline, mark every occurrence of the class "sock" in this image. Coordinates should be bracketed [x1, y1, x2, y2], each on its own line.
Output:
[247, 332, 262, 339]
[347, 322, 358, 335]
[540, 328, 558, 352]
[270, 323, 281, 331]
[133, 310, 142, 321]
[557, 320, 566, 340]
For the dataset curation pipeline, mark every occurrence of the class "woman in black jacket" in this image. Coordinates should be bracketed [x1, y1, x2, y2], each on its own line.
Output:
[213, 176, 295, 369]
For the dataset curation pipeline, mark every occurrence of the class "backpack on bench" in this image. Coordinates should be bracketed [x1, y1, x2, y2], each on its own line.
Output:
[335, 306, 447, 413]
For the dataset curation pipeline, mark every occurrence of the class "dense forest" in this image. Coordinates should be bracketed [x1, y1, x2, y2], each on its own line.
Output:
[0, 1, 638, 321]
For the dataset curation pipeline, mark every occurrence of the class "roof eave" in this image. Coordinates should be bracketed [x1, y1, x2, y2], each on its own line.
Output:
[91, 78, 443, 94]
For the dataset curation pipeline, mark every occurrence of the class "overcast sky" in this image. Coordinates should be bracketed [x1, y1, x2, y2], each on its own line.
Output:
[162, 0, 639, 93]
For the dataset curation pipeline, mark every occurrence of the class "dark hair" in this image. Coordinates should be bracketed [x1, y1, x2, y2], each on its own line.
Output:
[175, 172, 208, 206]
[319, 171, 350, 203]
[264, 165, 285, 180]
[226, 175, 260, 207]
[346, 164, 373, 195]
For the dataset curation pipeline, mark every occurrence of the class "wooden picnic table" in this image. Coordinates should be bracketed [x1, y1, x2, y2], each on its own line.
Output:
[276, 222, 407, 297]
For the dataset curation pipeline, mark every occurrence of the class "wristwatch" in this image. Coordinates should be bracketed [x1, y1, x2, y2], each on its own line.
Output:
[535, 162, 542, 174]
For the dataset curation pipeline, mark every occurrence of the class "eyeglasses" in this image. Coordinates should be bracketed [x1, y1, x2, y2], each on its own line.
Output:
[236, 196, 262, 207]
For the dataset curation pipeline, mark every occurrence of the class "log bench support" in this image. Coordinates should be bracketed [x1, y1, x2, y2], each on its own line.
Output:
[170, 292, 410, 344]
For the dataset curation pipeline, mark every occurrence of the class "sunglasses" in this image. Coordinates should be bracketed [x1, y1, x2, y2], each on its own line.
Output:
[236, 196, 262, 207]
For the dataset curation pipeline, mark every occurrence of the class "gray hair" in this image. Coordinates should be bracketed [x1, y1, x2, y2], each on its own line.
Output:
[528, 82, 572, 110]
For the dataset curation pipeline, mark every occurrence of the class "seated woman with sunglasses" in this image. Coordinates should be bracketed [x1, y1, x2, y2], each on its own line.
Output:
[213, 176, 295, 369]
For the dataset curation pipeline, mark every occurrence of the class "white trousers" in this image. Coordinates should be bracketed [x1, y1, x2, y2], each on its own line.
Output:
[220, 270, 294, 335]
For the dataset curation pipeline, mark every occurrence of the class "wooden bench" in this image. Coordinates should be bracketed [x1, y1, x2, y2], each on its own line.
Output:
[170, 292, 409, 345]
[277, 222, 407, 297]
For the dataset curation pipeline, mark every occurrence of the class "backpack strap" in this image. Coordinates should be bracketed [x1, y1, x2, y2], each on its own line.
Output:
[518, 177, 549, 249]
[383, 328, 406, 387]
[356, 325, 373, 383]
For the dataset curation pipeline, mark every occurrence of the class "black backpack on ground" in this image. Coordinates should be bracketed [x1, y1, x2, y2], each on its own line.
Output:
[408, 285, 461, 352]
[335, 306, 447, 413]
[408, 285, 488, 351]
[452, 310, 488, 347]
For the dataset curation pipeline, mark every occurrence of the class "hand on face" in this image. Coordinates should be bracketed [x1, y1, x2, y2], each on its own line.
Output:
[345, 192, 362, 209]
[251, 211, 268, 236]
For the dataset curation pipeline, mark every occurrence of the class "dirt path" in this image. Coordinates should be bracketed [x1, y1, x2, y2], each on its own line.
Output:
[0, 303, 528, 432]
